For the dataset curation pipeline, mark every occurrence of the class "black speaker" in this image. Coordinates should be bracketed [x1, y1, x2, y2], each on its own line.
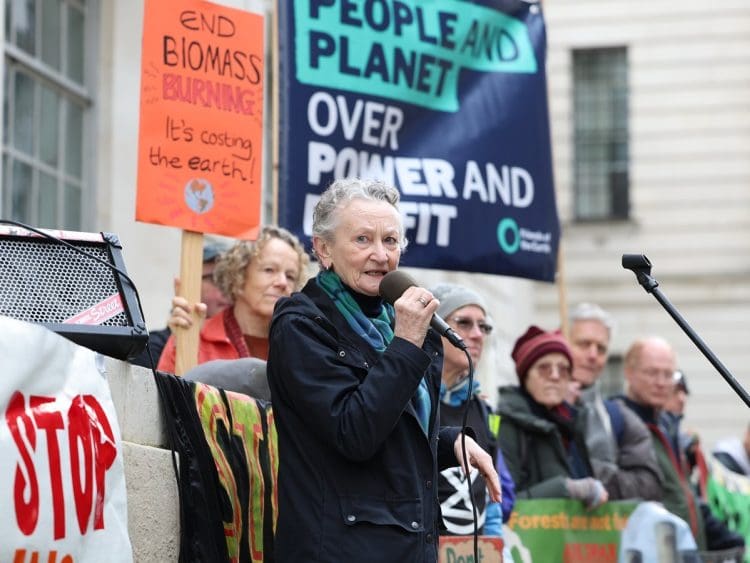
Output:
[0, 226, 148, 361]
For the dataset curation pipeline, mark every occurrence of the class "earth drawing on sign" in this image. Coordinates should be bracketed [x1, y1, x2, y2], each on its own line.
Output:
[184, 179, 215, 214]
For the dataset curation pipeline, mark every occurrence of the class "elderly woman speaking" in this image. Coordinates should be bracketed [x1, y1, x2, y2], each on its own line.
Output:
[267, 178, 500, 562]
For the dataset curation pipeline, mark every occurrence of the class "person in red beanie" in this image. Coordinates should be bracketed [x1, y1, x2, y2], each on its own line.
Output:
[496, 325, 609, 509]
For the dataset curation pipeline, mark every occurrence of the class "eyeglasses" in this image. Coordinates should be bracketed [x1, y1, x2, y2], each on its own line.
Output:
[450, 317, 493, 335]
[533, 362, 572, 379]
[637, 366, 675, 381]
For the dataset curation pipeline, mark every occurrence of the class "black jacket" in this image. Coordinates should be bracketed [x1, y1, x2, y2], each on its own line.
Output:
[439, 395, 494, 534]
[268, 279, 460, 562]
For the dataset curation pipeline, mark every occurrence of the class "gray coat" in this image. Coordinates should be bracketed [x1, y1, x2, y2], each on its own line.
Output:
[579, 385, 664, 501]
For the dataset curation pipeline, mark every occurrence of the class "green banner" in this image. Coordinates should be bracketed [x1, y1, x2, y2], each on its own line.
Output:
[503, 499, 638, 563]
[707, 456, 750, 563]
[294, 0, 537, 111]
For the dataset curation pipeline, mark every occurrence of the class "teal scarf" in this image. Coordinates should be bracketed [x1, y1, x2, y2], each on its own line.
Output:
[440, 377, 481, 407]
[317, 269, 431, 434]
[316, 269, 394, 352]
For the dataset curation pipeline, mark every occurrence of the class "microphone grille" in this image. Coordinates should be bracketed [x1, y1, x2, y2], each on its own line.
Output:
[379, 270, 417, 305]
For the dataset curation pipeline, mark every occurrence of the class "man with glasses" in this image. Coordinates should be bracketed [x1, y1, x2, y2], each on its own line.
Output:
[429, 283, 515, 539]
[568, 303, 663, 501]
[621, 337, 711, 551]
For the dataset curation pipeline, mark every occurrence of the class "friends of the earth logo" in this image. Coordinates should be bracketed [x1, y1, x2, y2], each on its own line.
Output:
[497, 217, 552, 256]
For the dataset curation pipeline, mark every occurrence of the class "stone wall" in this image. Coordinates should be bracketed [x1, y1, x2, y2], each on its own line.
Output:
[107, 359, 180, 562]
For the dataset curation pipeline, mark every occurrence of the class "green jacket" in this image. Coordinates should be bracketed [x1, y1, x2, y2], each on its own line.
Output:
[496, 386, 587, 500]
[651, 434, 707, 550]
[621, 397, 707, 550]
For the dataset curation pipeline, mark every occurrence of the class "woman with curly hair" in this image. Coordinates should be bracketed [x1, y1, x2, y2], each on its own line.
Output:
[157, 225, 309, 373]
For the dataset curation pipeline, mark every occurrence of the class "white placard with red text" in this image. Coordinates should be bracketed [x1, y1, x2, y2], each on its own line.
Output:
[0, 315, 132, 563]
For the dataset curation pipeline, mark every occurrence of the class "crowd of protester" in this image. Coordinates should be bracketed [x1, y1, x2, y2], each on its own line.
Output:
[139, 178, 747, 560]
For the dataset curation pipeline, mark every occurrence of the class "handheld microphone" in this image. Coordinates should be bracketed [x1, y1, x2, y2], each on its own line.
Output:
[379, 270, 467, 350]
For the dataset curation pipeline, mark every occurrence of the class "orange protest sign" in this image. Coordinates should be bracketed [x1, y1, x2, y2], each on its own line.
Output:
[136, 0, 264, 238]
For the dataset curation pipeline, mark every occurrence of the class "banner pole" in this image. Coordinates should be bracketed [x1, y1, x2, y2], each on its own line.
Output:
[175, 229, 203, 375]
[270, 0, 280, 225]
[557, 240, 569, 339]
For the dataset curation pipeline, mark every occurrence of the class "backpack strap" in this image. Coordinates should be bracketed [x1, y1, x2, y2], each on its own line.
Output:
[604, 399, 625, 446]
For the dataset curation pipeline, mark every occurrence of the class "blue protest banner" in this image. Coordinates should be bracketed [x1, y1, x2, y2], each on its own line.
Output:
[278, 0, 559, 281]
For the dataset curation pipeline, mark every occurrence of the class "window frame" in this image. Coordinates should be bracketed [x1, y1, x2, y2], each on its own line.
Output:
[1, 0, 97, 230]
[571, 46, 630, 223]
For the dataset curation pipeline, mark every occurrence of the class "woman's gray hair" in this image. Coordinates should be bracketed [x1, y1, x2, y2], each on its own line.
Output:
[213, 225, 309, 303]
[312, 177, 407, 253]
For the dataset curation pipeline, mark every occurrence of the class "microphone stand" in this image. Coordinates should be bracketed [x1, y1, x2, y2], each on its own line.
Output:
[622, 254, 750, 408]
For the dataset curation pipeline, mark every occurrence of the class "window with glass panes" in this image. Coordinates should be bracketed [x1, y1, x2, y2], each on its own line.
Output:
[572, 48, 629, 221]
[2, 0, 92, 230]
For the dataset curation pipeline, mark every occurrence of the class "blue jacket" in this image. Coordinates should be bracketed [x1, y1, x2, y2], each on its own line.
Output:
[268, 279, 460, 562]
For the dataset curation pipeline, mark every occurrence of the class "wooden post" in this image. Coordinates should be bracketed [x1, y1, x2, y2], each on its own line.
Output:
[270, 0, 280, 224]
[557, 240, 569, 339]
[175, 230, 203, 375]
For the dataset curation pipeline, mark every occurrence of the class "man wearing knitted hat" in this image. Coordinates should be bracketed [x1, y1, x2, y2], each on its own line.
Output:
[430, 283, 515, 538]
[497, 325, 609, 509]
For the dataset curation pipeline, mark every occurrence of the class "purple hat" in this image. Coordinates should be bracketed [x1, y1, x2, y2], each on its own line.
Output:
[511, 325, 573, 383]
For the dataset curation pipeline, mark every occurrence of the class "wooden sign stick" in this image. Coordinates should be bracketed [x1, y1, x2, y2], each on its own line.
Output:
[175, 229, 203, 375]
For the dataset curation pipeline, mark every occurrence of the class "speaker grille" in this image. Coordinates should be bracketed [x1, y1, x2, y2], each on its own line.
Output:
[0, 238, 130, 326]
